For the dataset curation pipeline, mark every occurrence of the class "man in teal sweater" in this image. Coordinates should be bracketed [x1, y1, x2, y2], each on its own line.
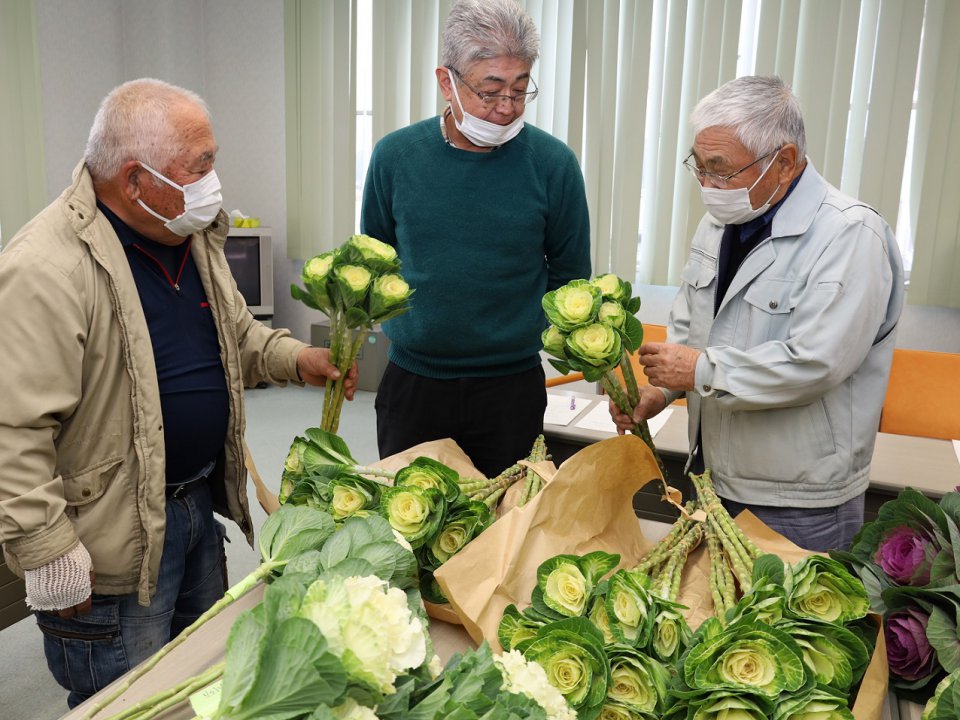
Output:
[361, 0, 591, 478]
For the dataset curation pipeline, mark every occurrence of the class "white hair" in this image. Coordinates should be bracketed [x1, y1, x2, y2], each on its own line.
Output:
[690, 75, 806, 160]
[441, 0, 540, 72]
[84, 78, 210, 182]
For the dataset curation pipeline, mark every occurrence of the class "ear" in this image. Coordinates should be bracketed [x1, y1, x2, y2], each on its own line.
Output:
[435, 66, 454, 103]
[776, 144, 800, 184]
[120, 160, 144, 202]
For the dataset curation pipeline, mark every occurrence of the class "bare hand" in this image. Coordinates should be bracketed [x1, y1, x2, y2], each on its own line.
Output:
[608, 386, 668, 435]
[638, 342, 701, 391]
[55, 570, 95, 618]
[296, 347, 359, 400]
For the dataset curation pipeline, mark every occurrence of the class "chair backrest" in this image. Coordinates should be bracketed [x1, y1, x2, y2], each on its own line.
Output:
[880, 348, 960, 440]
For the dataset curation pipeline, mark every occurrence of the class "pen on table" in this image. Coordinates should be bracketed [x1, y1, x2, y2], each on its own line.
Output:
[569, 396, 577, 411]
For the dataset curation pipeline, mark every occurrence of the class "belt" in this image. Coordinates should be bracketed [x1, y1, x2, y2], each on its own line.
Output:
[166, 459, 216, 499]
[165, 479, 207, 500]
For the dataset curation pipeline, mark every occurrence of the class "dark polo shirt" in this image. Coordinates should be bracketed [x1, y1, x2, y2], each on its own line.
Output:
[98, 201, 229, 485]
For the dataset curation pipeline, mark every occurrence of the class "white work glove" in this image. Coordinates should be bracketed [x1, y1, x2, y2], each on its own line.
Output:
[24, 542, 93, 612]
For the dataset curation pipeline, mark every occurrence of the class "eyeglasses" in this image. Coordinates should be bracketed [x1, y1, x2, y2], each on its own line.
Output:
[449, 67, 539, 108]
[682, 146, 783, 188]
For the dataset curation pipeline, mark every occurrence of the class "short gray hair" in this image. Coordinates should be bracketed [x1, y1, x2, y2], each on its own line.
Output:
[84, 78, 210, 182]
[441, 0, 540, 72]
[690, 75, 806, 160]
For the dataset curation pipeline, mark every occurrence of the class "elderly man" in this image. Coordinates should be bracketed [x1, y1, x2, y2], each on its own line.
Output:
[0, 78, 353, 708]
[362, 0, 591, 478]
[612, 75, 903, 552]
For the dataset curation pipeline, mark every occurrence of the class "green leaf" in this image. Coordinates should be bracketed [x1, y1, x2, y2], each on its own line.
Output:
[218, 606, 269, 713]
[927, 600, 960, 673]
[324, 557, 376, 579]
[620, 314, 644, 352]
[578, 550, 621, 587]
[290, 283, 323, 312]
[258, 505, 337, 565]
[303, 427, 357, 465]
[752, 554, 785, 587]
[216, 617, 347, 720]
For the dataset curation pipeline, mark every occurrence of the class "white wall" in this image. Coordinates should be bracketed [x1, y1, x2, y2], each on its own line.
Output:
[35, 0, 317, 343]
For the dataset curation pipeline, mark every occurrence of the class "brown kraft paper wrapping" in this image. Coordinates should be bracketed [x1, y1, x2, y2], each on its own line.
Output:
[432, 433, 887, 720]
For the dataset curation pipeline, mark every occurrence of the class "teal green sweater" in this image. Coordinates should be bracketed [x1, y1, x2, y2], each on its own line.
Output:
[361, 117, 591, 378]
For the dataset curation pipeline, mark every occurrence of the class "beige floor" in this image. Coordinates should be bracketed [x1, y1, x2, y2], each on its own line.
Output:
[0, 384, 378, 720]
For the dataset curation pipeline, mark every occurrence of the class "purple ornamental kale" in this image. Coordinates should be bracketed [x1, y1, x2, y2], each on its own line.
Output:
[874, 525, 936, 586]
[885, 607, 938, 681]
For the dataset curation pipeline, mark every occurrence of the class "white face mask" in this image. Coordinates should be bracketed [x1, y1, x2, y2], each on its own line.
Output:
[137, 162, 223, 236]
[699, 149, 781, 225]
[447, 69, 525, 147]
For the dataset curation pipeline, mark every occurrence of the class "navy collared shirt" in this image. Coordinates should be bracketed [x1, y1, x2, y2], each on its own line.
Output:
[714, 171, 804, 315]
[97, 201, 229, 484]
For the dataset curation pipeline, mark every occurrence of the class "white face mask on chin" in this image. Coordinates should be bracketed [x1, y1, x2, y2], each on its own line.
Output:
[137, 162, 223, 236]
[699, 149, 782, 225]
[447, 69, 525, 148]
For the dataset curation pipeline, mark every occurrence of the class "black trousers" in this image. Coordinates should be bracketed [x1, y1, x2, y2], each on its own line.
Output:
[375, 361, 547, 479]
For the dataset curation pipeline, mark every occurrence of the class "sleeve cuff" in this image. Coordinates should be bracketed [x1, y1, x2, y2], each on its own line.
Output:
[4, 514, 80, 571]
[694, 352, 718, 397]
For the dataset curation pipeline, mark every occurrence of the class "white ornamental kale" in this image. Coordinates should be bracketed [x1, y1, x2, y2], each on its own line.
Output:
[299, 574, 427, 694]
[494, 650, 577, 720]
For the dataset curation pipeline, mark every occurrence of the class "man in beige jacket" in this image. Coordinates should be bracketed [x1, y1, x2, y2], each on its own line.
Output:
[0, 78, 353, 708]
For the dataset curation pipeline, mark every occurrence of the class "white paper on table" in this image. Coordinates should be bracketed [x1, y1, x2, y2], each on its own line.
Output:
[543, 393, 584, 426]
[953, 439, 960, 468]
[574, 402, 674, 436]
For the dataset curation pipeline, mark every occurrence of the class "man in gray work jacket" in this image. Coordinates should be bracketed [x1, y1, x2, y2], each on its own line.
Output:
[611, 75, 904, 552]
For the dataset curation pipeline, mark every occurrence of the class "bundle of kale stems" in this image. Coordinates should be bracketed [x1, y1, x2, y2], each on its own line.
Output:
[458, 434, 551, 509]
[635, 469, 764, 616]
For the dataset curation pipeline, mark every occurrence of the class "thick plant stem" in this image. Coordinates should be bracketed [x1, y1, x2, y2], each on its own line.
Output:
[104, 662, 224, 720]
[519, 435, 548, 506]
[352, 465, 395, 483]
[320, 314, 340, 431]
[619, 351, 641, 409]
[328, 329, 366, 435]
[83, 565, 273, 719]
[601, 372, 668, 481]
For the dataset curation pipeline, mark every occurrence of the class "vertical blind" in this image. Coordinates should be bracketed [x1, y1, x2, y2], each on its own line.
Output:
[284, 0, 960, 307]
[0, 0, 46, 249]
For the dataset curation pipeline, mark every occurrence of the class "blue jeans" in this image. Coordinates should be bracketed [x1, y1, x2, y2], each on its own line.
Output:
[35, 482, 227, 709]
[721, 492, 865, 552]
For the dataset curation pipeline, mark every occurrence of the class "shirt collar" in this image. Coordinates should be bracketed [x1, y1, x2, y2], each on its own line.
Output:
[96, 199, 153, 248]
[735, 168, 805, 241]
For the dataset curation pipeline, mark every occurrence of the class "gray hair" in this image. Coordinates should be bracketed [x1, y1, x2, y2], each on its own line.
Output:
[441, 0, 540, 72]
[84, 78, 210, 182]
[690, 75, 806, 160]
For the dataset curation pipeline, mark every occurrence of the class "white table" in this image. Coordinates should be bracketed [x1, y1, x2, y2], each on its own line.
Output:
[544, 390, 960, 500]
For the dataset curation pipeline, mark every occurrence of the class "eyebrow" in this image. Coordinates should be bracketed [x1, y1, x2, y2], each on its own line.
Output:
[196, 146, 219, 164]
[477, 72, 531, 84]
[690, 149, 728, 170]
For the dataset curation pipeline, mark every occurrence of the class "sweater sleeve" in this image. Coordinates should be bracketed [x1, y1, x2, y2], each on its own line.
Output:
[544, 147, 592, 290]
[360, 141, 397, 247]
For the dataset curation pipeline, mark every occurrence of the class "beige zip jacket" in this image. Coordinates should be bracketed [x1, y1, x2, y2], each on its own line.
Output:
[0, 163, 307, 605]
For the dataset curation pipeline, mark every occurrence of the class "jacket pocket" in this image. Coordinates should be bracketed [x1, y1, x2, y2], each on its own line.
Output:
[680, 260, 717, 345]
[61, 457, 123, 506]
[723, 400, 836, 483]
[680, 259, 716, 290]
[741, 278, 801, 346]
